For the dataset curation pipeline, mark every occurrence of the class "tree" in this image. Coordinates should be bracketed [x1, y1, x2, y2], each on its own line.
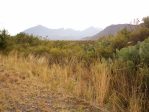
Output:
[0, 29, 8, 50]
[142, 16, 149, 28]
[15, 33, 40, 46]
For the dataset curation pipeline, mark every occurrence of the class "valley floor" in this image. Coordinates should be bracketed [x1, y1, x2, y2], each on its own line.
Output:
[0, 62, 102, 112]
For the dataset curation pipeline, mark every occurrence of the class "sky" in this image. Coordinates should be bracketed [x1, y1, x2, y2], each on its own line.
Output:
[0, 0, 149, 35]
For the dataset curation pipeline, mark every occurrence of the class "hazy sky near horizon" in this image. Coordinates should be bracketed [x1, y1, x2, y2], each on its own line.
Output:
[0, 0, 149, 35]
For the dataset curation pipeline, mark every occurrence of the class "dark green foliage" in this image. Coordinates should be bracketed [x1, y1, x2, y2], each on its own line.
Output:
[110, 28, 131, 50]
[15, 33, 40, 46]
[129, 27, 149, 44]
[142, 16, 149, 28]
[0, 30, 8, 50]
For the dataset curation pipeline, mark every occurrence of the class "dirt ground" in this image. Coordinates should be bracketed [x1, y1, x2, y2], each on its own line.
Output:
[0, 64, 103, 112]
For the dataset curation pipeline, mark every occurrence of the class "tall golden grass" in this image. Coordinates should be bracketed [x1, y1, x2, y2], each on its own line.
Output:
[0, 52, 148, 112]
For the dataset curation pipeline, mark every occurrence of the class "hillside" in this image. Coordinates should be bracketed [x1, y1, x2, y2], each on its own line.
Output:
[23, 25, 101, 40]
[84, 24, 137, 40]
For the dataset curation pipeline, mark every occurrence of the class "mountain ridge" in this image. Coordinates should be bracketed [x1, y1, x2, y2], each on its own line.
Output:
[23, 25, 102, 40]
[83, 24, 137, 40]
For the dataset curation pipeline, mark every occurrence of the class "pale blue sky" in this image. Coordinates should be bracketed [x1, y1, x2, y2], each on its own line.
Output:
[0, 0, 149, 35]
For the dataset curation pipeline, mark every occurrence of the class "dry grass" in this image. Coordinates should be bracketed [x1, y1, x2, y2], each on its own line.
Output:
[0, 53, 148, 112]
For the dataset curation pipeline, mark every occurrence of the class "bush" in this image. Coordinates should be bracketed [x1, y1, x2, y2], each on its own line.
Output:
[15, 33, 40, 46]
[118, 48, 139, 68]
[0, 30, 8, 50]
[117, 37, 149, 66]
[139, 38, 149, 65]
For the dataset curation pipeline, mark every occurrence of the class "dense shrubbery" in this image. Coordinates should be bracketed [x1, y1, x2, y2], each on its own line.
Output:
[117, 37, 149, 65]
[1, 16, 149, 62]
[0, 16, 149, 112]
[0, 30, 8, 50]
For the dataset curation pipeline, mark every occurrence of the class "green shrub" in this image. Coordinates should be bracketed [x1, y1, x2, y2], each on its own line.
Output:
[117, 45, 140, 64]
[15, 33, 40, 46]
[139, 38, 149, 65]
[0, 30, 8, 50]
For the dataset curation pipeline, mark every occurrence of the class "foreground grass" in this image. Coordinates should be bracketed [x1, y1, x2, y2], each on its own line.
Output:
[0, 54, 102, 112]
[0, 53, 148, 112]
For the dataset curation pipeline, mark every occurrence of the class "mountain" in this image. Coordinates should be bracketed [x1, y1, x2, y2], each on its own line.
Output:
[81, 27, 101, 37]
[23, 25, 101, 40]
[84, 24, 137, 40]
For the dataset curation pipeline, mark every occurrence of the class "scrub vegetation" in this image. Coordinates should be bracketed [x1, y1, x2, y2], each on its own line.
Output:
[0, 16, 149, 112]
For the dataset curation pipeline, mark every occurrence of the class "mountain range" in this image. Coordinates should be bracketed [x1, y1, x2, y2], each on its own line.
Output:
[23, 25, 101, 40]
[84, 24, 137, 40]
[23, 24, 137, 40]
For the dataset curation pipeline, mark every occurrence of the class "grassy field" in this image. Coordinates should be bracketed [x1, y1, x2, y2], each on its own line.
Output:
[0, 16, 149, 112]
[0, 52, 148, 112]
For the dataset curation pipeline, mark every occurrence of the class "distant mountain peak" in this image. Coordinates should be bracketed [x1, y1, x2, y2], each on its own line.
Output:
[32, 25, 46, 28]
[36, 25, 44, 27]
[26, 25, 49, 31]
[23, 25, 101, 40]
